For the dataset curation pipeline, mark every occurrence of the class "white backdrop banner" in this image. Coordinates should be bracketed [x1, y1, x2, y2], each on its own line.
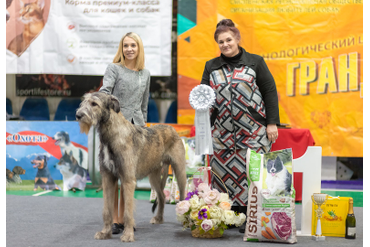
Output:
[6, 0, 172, 76]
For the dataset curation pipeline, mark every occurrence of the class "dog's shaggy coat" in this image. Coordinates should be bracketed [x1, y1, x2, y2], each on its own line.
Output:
[75, 92, 187, 242]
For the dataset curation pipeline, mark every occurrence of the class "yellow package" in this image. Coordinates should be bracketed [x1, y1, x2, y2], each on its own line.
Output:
[311, 196, 351, 237]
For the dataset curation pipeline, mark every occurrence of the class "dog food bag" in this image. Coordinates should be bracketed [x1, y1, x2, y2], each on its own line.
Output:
[243, 148, 297, 244]
[164, 175, 173, 204]
[170, 175, 180, 204]
[311, 196, 351, 237]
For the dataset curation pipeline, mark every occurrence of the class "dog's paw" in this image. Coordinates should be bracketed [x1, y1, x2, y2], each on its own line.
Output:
[150, 216, 164, 224]
[94, 231, 111, 240]
[120, 232, 135, 242]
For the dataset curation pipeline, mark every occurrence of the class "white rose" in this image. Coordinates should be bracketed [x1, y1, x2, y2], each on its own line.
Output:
[219, 193, 229, 203]
[209, 205, 223, 220]
[189, 195, 201, 210]
[199, 198, 206, 207]
[222, 210, 235, 225]
[234, 213, 247, 227]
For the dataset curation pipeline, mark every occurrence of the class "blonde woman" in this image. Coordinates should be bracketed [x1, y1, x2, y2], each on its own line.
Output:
[99, 32, 151, 234]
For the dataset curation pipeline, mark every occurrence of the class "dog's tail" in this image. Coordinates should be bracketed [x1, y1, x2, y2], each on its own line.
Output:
[152, 164, 169, 213]
[151, 198, 158, 213]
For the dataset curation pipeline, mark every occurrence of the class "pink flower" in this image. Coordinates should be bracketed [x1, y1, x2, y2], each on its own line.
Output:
[176, 200, 190, 215]
[197, 183, 210, 197]
[203, 189, 221, 205]
[201, 219, 213, 232]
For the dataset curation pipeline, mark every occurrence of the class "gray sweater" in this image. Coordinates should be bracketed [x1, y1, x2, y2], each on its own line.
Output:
[99, 63, 151, 126]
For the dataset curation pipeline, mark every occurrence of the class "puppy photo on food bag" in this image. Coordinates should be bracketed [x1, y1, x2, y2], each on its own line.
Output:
[265, 155, 292, 196]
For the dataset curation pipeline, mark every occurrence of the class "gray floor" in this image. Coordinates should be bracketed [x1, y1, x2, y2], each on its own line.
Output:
[7, 195, 362, 247]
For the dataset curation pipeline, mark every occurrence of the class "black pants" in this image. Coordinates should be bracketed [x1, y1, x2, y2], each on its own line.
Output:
[231, 205, 247, 215]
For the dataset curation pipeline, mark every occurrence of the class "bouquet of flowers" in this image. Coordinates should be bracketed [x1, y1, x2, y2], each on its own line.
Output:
[176, 182, 246, 238]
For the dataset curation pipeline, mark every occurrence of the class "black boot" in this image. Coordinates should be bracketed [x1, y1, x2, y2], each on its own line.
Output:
[239, 223, 246, 233]
[238, 206, 247, 233]
[112, 223, 124, 234]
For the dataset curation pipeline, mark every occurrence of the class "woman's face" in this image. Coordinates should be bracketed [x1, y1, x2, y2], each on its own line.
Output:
[122, 37, 139, 61]
[217, 31, 240, 57]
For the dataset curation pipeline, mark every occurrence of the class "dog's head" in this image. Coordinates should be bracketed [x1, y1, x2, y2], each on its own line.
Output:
[12, 166, 26, 175]
[56, 151, 78, 172]
[266, 156, 284, 177]
[75, 92, 120, 134]
[31, 155, 48, 170]
[6, 168, 14, 179]
[52, 131, 70, 146]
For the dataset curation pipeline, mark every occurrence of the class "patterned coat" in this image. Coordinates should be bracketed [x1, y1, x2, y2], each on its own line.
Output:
[201, 48, 280, 153]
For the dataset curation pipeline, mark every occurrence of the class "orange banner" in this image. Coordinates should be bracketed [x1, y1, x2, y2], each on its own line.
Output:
[146, 123, 194, 137]
[177, 0, 363, 157]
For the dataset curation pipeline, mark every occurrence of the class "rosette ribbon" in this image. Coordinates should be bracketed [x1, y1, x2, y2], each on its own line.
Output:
[189, 84, 215, 155]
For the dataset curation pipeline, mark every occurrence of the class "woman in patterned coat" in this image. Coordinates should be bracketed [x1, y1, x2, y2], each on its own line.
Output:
[201, 19, 280, 233]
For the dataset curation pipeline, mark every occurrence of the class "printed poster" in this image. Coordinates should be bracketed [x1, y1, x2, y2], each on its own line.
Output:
[176, 0, 363, 157]
[6, 121, 88, 191]
[6, 0, 172, 76]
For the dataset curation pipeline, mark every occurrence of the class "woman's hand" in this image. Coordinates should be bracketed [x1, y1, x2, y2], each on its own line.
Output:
[266, 124, 278, 143]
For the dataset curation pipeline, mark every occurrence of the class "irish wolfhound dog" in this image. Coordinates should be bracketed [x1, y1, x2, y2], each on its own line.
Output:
[75, 92, 187, 242]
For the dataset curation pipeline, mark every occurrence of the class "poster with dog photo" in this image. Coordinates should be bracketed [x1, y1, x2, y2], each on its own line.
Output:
[6, 121, 88, 192]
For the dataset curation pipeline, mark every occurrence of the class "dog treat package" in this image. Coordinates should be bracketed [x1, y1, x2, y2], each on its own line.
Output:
[170, 175, 180, 204]
[311, 196, 351, 237]
[164, 175, 173, 204]
[243, 148, 297, 244]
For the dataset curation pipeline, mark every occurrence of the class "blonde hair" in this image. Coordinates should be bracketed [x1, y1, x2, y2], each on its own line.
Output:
[113, 32, 145, 71]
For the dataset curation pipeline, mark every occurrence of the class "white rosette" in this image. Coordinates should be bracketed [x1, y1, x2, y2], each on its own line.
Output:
[189, 84, 215, 155]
